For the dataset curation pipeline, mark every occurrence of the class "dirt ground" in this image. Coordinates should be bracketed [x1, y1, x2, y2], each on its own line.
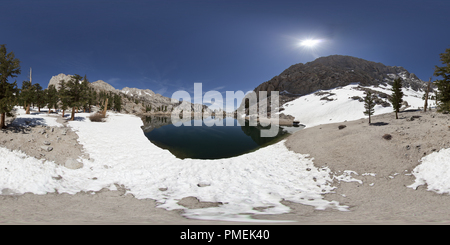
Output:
[1, 108, 450, 225]
[1, 109, 88, 169]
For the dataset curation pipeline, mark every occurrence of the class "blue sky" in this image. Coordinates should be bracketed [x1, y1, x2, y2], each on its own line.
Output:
[2, 0, 450, 104]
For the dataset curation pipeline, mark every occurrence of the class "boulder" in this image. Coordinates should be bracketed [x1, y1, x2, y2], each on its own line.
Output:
[41, 146, 53, 152]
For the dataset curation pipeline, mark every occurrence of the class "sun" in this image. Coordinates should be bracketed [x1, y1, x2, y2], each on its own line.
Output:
[300, 39, 321, 48]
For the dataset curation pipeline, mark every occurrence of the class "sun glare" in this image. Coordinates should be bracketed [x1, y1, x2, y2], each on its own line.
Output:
[300, 39, 321, 47]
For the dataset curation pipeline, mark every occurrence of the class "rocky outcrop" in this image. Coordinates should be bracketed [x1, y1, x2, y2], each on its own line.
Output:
[256, 55, 426, 96]
[122, 87, 156, 97]
[90, 80, 117, 93]
[47, 73, 73, 90]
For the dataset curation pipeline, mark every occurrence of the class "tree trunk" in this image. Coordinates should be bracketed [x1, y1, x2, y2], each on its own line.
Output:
[0, 112, 5, 129]
[38, 107, 41, 113]
[26, 104, 30, 114]
[62, 109, 65, 118]
[103, 98, 108, 117]
[70, 107, 76, 121]
[395, 111, 398, 119]
[424, 77, 431, 112]
[369, 114, 371, 124]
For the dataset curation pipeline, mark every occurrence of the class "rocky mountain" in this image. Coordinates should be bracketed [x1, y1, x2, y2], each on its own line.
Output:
[47, 74, 210, 115]
[48, 73, 73, 90]
[240, 55, 429, 114]
[90, 80, 117, 92]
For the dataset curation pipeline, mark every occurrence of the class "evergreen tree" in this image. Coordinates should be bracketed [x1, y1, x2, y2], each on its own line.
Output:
[363, 91, 375, 124]
[434, 47, 450, 113]
[65, 74, 86, 120]
[389, 78, 404, 119]
[34, 83, 45, 112]
[107, 92, 114, 110]
[80, 75, 90, 112]
[58, 80, 70, 117]
[0, 80, 18, 128]
[84, 88, 96, 113]
[21, 80, 34, 114]
[45, 84, 59, 113]
[0, 44, 21, 129]
[113, 93, 122, 112]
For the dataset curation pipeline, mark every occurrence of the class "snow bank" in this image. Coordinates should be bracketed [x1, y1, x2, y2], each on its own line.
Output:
[408, 148, 450, 194]
[0, 147, 64, 195]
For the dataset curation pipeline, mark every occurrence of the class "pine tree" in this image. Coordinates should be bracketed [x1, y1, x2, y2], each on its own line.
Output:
[0, 44, 21, 128]
[84, 88, 96, 113]
[363, 91, 376, 124]
[34, 83, 45, 112]
[389, 78, 404, 119]
[434, 47, 450, 113]
[21, 80, 34, 114]
[58, 80, 70, 117]
[107, 92, 114, 110]
[45, 84, 59, 113]
[80, 75, 90, 112]
[113, 93, 122, 112]
[65, 74, 85, 121]
[0, 80, 18, 128]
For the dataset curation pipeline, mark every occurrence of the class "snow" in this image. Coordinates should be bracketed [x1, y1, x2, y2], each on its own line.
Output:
[280, 84, 425, 128]
[408, 148, 450, 194]
[333, 170, 363, 184]
[0, 108, 350, 222]
[11, 107, 63, 127]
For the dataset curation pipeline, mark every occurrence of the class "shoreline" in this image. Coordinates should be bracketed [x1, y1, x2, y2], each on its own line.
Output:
[138, 111, 298, 127]
[1, 107, 450, 224]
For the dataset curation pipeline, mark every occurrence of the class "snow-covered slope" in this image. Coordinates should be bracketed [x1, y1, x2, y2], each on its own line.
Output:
[280, 83, 427, 128]
[1, 109, 353, 222]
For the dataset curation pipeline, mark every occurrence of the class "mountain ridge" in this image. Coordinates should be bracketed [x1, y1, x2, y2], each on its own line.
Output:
[47, 74, 210, 115]
[256, 55, 426, 98]
[239, 55, 429, 113]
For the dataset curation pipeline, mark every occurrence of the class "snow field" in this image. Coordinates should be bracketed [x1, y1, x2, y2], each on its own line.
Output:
[68, 112, 349, 221]
[281, 84, 426, 128]
[11, 107, 64, 127]
[1, 109, 349, 222]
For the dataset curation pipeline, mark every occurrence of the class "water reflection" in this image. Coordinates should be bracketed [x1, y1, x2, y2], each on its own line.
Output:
[141, 116, 303, 159]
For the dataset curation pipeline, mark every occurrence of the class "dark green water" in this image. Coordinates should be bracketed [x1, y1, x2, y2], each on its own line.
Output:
[142, 116, 303, 160]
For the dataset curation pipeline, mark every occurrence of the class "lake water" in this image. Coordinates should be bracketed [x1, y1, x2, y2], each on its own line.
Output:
[141, 116, 303, 160]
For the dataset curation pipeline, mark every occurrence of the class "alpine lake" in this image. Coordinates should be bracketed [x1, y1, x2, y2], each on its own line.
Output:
[141, 115, 304, 160]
